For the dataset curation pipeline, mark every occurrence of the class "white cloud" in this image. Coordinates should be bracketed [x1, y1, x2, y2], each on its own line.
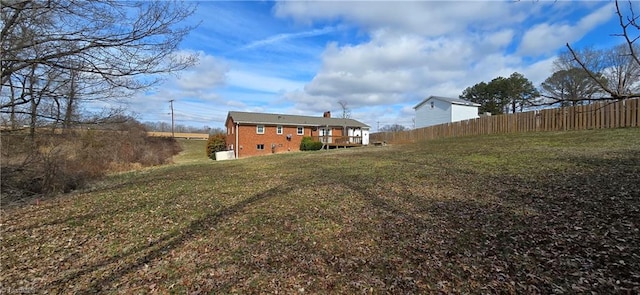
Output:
[103, 51, 232, 125]
[282, 90, 335, 114]
[284, 27, 530, 111]
[519, 57, 557, 86]
[175, 51, 229, 91]
[128, 1, 617, 130]
[274, 1, 526, 37]
[227, 70, 305, 93]
[239, 26, 340, 51]
[518, 3, 614, 56]
[481, 29, 516, 51]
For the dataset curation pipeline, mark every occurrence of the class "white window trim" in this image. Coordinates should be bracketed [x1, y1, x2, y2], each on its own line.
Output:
[277, 125, 283, 135]
[297, 126, 304, 135]
[256, 125, 264, 134]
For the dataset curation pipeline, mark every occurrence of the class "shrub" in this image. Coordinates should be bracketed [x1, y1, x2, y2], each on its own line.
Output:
[300, 136, 323, 151]
[0, 121, 183, 202]
[206, 134, 226, 160]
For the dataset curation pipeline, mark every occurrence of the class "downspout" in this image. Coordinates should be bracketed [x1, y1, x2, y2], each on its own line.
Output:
[235, 122, 239, 159]
[326, 124, 329, 150]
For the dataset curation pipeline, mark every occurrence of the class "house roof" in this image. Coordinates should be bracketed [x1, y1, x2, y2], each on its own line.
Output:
[413, 96, 481, 109]
[227, 111, 370, 128]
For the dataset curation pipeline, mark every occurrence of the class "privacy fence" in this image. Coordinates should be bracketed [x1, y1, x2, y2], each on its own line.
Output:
[371, 98, 640, 144]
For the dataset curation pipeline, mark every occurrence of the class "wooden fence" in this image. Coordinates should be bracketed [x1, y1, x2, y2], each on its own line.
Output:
[371, 98, 640, 144]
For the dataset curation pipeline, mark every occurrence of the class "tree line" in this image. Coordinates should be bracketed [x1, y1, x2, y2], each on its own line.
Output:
[1, 1, 199, 197]
[143, 121, 224, 135]
[461, 1, 640, 115]
[460, 44, 637, 115]
[0, 1, 197, 136]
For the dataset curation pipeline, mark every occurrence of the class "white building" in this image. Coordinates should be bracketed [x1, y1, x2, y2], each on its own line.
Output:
[414, 96, 480, 128]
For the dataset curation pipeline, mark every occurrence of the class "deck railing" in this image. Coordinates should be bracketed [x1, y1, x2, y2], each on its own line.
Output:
[312, 135, 363, 145]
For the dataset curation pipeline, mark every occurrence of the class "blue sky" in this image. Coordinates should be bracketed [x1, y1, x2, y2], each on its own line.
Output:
[117, 0, 622, 131]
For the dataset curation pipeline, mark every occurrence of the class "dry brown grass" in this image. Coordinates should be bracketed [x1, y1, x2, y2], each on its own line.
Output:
[1, 128, 639, 293]
[1, 128, 181, 202]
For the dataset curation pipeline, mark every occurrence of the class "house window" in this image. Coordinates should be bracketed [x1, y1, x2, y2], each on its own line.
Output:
[256, 125, 264, 134]
[277, 125, 283, 134]
[257, 144, 264, 150]
[297, 126, 304, 135]
[430, 101, 435, 109]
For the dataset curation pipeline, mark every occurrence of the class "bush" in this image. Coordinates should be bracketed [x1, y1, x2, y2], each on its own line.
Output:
[206, 134, 226, 160]
[300, 136, 323, 151]
[0, 121, 183, 202]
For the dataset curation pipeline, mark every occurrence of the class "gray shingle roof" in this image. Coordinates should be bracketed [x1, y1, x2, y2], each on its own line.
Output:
[414, 96, 481, 109]
[227, 111, 370, 128]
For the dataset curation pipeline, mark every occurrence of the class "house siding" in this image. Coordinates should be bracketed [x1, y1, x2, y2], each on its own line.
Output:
[415, 98, 452, 128]
[451, 104, 480, 122]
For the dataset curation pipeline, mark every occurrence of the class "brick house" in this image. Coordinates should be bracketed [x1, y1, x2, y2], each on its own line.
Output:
[225, 111, 370, 158]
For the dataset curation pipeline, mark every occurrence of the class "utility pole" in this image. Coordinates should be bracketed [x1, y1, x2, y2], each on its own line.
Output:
[169, 99, 175, 137]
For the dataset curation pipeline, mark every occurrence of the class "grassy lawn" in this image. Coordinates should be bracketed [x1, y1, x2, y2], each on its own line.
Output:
[172, 139, 209, 165]
[2, 129, 639, 293]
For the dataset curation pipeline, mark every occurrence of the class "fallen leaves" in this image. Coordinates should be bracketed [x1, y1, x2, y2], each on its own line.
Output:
[1, 129, 639, 293]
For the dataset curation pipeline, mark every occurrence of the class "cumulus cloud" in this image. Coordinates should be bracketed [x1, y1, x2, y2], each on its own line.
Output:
[282, 90, 335, 113]
[139, 1, 615, 129]
[271, 1, 608, 128]
[518, 3, 614, 56]
[175, 52, 229, 92]
[285, 28, 530, 112]
[274, 1, 526, 37]
[110, 51, 232, 125]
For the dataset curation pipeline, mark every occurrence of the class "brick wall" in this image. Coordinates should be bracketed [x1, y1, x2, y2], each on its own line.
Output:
[237, 125, 302, 158]
[226, 119, 347, 158]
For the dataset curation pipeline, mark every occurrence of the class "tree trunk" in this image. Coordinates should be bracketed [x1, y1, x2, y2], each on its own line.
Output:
[28, 65, 38, 139]
[63, 70, 77, 131]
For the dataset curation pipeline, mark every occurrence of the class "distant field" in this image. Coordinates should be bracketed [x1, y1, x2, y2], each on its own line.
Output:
[147, 132, 209, 140]
[2, 128, 639, 293]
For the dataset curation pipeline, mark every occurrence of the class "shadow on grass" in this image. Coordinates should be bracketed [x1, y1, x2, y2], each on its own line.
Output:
[316, 152, 640, 293]
[4, 173, 198, 233]
[452, 157, 638, 292]
[44, 177, 300, 293]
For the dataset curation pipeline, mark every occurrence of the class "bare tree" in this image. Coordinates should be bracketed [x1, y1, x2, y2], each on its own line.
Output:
[380, 124, 407, 132]
[337, 100, 351, 119]
[1, 0, 198, 129]
[567, 0, 640, 100]
[540, 67, 607, 106]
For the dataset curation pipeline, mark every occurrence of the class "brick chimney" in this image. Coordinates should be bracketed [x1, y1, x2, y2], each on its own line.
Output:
[323, 111, 331, 118]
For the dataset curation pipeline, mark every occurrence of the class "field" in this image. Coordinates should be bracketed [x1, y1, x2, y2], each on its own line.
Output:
[2, 129, 639, 293]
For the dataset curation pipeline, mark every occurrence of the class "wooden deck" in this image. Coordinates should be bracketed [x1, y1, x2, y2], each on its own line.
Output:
[312, 135, 363, 149]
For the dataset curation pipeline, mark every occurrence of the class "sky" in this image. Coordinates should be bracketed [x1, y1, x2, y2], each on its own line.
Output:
[115, 0, 623, 131]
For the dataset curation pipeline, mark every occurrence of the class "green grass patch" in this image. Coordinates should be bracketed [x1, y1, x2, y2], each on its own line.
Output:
[172, 138, 209, 164]
[2, 128, 639, 293]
